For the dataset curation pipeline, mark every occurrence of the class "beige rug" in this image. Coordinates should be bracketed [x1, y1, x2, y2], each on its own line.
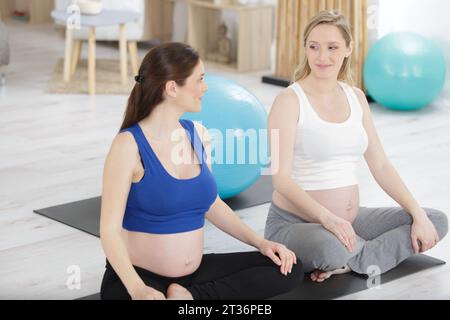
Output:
[47, 58, 135, 95]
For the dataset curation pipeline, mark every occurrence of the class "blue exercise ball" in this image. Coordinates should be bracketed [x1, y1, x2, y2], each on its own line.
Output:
[364, 32, 446, 111]
[182, 75, 269, 199]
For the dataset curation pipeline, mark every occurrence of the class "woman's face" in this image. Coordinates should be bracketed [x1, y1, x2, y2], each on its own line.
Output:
[174, 60, 208, 113]
[305, 24, 352, 80]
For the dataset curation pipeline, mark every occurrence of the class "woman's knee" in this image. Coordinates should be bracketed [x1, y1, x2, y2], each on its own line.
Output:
[312, 238, 351, 271]
[264, 216, 290, 242]
[425, 208, 449, 240]
[288, 233, 349, 272]
[284, 223, 359, 272]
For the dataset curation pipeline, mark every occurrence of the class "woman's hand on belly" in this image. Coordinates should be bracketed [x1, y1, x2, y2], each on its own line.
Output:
[321, 213, 357, 253]
[125, 228, 204, 277]
[309, 186, 360, 252]
[273, 185, 360, 253]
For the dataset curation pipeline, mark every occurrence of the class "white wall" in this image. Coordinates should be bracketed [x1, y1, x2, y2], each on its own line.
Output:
[172, 0, 450, 102]
[377, 0, 450, 41]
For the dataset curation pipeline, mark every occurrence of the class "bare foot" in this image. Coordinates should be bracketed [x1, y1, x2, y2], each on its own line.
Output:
[167, 283, 194, 300]
[310, 265, 352, 282]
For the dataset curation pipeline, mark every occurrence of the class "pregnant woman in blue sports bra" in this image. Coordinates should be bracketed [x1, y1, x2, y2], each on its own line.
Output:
[99, 43, 304, 300]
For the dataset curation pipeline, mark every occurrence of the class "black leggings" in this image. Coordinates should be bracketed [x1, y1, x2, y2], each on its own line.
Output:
[100, 251, 304, 300]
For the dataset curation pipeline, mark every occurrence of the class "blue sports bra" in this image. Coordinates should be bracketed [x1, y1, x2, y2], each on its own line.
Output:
[119, 119, 218, 234]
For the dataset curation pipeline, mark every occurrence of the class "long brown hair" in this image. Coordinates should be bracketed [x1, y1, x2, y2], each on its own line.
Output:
[120, 42, 200, 130]
[293, 10, 353, 84]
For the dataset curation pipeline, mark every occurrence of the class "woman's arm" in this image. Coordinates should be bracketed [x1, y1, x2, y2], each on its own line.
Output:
[194, 121, 265, 248]
[269, 89, 357, 252]
[205, 196, 296, 275]
[194, 121, 296, 275]
[205, 197, 262, 248]
[353, 88, 425, 220]
[269, 89, 330, 223]
[354, 88, 439, 253]
[100, 132, 164, 300]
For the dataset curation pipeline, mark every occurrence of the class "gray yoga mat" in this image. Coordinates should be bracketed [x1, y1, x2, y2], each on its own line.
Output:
[77, 254, 445, 300]
[34, 175, 273, 237]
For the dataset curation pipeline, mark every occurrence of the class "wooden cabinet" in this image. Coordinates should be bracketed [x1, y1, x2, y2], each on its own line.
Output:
[187, 0, 273, 72]
[143, 0, 175, 42]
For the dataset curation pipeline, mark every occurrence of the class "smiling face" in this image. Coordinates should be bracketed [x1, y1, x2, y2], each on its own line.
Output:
[168, 60, 208, 113]
[305, 24, 352, 80]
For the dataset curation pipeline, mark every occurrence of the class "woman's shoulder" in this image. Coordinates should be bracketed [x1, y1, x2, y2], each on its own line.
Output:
[338, 81, 367, 102]
[345, 84, 370, 115]
[345, 84, 367, 101]
[279, 84, 299, 100]
[271, 86, 300, 114]
[348, 84, 366, 99]
[102, 130, 140, 175]
[109, 129, 139, 158]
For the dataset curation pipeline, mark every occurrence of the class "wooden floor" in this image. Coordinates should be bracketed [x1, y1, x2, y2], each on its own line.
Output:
[1, 21, 449, 300]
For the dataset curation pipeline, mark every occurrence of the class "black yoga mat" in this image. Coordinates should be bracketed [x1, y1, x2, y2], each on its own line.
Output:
[77, 254, 445, 300]
[33, 175, 273, 238]
[34, 175, 446, 300]
[271, 254, 446, 300]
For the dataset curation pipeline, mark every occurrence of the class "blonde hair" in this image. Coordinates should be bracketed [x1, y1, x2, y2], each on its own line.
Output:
[293, 10, 353, 84]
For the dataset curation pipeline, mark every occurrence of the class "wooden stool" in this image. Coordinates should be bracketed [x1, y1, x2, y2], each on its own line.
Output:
[51, 10, 141, 95]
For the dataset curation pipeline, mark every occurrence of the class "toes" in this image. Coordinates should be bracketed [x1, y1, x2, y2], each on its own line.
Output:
[167, 283, 182, 295]
[310, 270, 321, 281]
[167, 284, 175, 296]
[312, 267, 351, 283]
[311, 270, 332, 282]
[318, 271, 331, 279]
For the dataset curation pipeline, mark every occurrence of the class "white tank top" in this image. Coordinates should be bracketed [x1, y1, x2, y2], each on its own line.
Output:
[289, 81, 369, 191]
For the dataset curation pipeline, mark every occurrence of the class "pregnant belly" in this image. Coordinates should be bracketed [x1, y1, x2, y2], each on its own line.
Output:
[123, 228, 204, 277]
[273, 185, 360, 223]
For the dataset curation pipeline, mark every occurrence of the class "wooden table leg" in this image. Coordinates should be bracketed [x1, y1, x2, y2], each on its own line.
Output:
[63, 26, 73, 83]
[128, 41, 139, 76]
[119, 23, 128, 85]
[71, 40, 82, 76]
[88, 27, 96, 95]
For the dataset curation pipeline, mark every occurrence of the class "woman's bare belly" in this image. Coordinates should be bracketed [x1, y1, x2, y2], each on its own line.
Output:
[272, 185, 360, 223]
[122, 228, 204, 278]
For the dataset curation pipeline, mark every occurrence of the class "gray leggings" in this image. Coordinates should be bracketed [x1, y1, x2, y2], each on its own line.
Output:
[265, 202, 448, 274]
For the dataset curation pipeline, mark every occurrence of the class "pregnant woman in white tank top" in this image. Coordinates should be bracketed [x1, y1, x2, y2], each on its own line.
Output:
[265, 11, 447, 282]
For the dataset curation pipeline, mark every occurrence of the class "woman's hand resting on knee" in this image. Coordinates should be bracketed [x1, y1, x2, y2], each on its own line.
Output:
[411, 209, 440, 253]
[129, 283, 166, 300]
[257, 239, 297, 276]
[321, 213, 357, 253]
